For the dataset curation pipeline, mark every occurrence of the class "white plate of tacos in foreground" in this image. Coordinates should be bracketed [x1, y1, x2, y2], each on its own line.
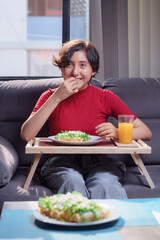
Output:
[48, 131, 104, 145]
[33, 192, 121, 226]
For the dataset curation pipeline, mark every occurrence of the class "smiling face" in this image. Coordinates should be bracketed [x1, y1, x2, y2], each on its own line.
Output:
[61, 50, 96, 91]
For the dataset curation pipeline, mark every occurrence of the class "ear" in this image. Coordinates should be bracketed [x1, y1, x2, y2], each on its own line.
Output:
[91, 71, 96, 77]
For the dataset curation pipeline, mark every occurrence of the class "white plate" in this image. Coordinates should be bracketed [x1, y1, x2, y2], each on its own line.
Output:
[48, 135, 104, 146]
[33, 203, 120, 227]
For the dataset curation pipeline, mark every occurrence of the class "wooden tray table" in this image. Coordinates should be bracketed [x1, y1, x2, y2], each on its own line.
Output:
[23, 137, 155, 190]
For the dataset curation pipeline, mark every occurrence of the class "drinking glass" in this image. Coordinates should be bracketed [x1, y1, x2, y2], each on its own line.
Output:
[118, 115, 134, 144]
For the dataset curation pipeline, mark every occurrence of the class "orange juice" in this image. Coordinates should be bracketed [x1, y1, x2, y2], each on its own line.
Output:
[118, 122, 133, 144]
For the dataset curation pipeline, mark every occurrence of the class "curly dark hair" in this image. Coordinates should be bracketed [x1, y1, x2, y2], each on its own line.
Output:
[53, 39, 99, 73]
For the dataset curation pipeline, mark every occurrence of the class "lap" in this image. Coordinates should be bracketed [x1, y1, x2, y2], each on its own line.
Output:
[40, 154, 127, 199]
[86, 161, 125, 181]
[41, 154, 124, 174]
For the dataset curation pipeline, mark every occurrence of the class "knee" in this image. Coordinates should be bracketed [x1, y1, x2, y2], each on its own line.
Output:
[90, 175, 120, 187]
[60, 169, 88, 197]
[91, 178, 127, 199]
[103, 177, 120, 186]
[99, 177, 123, 193]
[63, 169, 84, 186]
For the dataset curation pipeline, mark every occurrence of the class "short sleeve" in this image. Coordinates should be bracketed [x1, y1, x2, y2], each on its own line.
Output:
[31, 89, 55, 115]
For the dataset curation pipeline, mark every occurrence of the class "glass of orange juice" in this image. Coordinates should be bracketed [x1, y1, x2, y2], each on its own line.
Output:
[118, 115, 134, 144]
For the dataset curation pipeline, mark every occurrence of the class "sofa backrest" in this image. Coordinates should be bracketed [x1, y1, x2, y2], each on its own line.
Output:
[103, 77, 160, 166]
[0, 78, 102, 166]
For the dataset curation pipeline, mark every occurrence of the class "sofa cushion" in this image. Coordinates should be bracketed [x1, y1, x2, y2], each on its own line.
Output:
[0, 136, 19, 186]
[124, 165, 160, 198]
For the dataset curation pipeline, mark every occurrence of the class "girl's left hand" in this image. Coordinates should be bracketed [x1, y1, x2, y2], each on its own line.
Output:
[95, 122, 119, 140]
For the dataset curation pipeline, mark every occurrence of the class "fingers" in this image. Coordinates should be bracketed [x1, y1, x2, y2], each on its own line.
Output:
[95, 122, 119, 139]
[57, 77, 79, 98]
[96, 129, 110, 136]
[63, 77, 79, 93]
[95, 123, 109, 136]
[54, 78, 79, 102]
[95, 122, 117, 138]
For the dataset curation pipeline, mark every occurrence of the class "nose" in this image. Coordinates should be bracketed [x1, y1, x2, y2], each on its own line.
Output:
[72, 65, 79, 77]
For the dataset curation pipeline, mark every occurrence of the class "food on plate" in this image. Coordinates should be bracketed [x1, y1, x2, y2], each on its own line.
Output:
[55, 130, 91, 142]
[38, 191, 111, 223]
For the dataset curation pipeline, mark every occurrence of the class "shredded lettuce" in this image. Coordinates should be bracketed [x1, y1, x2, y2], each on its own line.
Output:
[38, 192, 102, 221]
[55, 131, 89, 141]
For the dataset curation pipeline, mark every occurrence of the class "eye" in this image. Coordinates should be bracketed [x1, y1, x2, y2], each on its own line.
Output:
[66, 62, 72, 68]
[80, 63, 86, 68]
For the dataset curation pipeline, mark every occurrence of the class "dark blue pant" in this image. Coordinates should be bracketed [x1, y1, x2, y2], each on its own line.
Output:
[40, 154, 128, 199]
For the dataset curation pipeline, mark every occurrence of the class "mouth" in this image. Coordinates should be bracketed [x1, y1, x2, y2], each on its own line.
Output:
[75, 78, 82, 82]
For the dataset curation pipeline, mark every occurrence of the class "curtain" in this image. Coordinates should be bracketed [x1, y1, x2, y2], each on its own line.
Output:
[90, 0, 160, 81]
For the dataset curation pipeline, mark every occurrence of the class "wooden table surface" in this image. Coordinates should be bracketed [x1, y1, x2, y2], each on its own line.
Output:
[25, 137, 151, 154]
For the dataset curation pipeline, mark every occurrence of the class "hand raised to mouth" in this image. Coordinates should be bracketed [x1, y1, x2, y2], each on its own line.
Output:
[54, 77, 79, 102]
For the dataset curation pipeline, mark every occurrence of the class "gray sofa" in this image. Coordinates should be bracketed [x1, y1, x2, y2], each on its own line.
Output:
[0, 77, 160, 215]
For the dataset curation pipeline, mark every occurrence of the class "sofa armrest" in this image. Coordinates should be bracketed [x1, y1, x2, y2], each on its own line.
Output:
[0, 136, 19, 187]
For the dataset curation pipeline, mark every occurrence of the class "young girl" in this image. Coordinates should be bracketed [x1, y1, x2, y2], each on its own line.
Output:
[21, 39, 152, 199]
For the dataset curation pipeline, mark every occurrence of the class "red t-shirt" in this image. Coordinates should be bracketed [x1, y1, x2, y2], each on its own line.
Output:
[32, 84, 137, 136]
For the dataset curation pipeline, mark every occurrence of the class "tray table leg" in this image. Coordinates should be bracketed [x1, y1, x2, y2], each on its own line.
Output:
[131, 153, 155, 189]
[23, 154, 42, 190]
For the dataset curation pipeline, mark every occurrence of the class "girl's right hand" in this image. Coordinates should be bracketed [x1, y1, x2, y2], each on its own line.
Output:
[54, 77, 78, 102]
